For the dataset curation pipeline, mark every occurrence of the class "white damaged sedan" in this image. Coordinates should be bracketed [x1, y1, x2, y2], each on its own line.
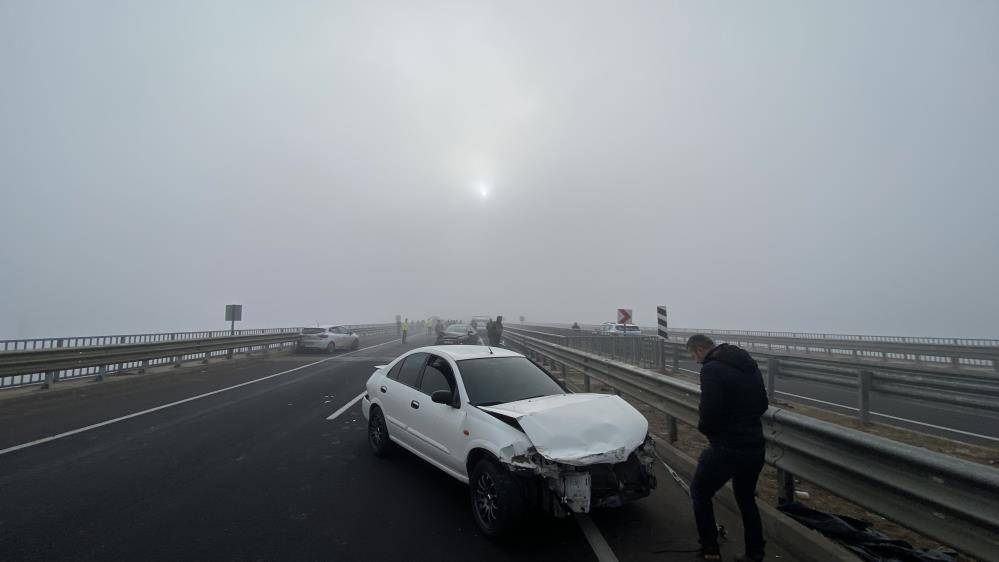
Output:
[361, 345, 657, 536]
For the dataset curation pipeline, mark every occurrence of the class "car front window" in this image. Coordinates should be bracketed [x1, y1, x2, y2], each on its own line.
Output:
[457, 357, 565, 406]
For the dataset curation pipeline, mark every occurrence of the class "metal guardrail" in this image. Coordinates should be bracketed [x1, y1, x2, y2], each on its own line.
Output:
[508, 327, 999, 422]
[504, 330, 999, 561]
[0, 323, 398, 389]
[0, 324, 395, 352]
[521, 322, 999, 371]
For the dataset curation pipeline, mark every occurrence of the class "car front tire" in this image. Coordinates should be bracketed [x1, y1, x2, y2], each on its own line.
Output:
[326, 342, 336, 354]
[368, 407, 392, 457]
[351, 338, 360, 350]
[470, 459, 526, 538]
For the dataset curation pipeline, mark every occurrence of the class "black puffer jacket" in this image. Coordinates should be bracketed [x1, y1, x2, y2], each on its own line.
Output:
[697, 344, 769, 450]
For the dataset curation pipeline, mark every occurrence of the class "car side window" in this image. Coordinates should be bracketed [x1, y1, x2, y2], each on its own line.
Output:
[386, 362, 403, 381]
[396, 353, 427, 388]
[419, 355, 455, 397]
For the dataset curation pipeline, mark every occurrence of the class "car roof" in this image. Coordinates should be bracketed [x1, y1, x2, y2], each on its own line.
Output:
[408, 345, 522, 362]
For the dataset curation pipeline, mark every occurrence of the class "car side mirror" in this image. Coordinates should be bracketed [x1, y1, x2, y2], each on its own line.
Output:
[431, 390, 454, 406]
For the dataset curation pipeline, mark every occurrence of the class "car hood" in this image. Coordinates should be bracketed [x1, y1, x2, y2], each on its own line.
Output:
[479, 394, 648, 466]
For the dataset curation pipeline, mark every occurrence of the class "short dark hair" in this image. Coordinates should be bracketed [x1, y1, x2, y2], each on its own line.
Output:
[686, 334, 715, 350]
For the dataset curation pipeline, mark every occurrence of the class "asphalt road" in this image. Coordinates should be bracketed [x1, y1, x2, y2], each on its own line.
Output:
[513, 325, 999, 447]
[0, 331, 790, 561]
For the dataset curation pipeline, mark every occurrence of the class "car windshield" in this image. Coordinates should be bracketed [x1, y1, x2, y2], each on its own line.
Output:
[446, 325, 469, 333]
[458, 356, 565, 406]
[302, 328, 325, 334]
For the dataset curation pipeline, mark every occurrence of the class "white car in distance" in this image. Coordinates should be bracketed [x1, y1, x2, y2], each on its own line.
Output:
[594, 322, 645, 336]
[361, 346, 656, 537]
[298, 325, 360, 353]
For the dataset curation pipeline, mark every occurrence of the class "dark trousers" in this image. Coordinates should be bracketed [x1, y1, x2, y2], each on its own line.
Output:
[690, 445, 765, 559]
[402, 330, 407, 343]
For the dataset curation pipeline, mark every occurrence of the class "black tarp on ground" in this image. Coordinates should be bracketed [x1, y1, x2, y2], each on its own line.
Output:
[777, 501, 958, 562]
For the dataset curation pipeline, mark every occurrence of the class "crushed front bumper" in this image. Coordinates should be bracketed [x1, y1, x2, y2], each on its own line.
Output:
[507, 437, 657, 516]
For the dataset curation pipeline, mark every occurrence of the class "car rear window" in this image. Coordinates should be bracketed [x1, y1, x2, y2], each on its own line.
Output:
[302, 328, 325, 334]
[623, 325, 641, 332]
[457, 357, 564, 406]
[396, 353, 427, 387]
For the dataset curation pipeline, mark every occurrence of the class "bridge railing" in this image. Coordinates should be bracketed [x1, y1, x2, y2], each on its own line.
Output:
[503, 329, 999, 561]
[0, 323, 397, 389]
[506, 327, 999, 421]
[521, 322, 999, 372]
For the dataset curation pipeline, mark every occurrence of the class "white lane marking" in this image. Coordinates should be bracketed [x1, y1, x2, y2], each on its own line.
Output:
[0, 337, 406, 457]
[775, 390, 999, 443]
[574, 513, 619, 562]
[326, 392, 366, 421]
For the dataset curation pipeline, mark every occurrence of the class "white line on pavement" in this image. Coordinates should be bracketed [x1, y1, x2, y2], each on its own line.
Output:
[574, 513, 619, 562]
[775, 390, 999, 443]
[0, 337, 406, 457]
[326, 392, 366, 421]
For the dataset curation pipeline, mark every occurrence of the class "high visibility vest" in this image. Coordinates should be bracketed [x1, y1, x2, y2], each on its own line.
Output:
[402, 321, 409, 331]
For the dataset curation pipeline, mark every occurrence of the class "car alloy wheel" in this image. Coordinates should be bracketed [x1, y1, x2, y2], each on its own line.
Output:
[469, 459, 525, 537]
[368, 408, 391, 456]
[326, 342, 335, 354]
[474, 472, 500, 528]
[351, 338, 359, 350]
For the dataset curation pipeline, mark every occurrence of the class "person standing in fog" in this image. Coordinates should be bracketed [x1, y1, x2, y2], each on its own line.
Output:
[686, 334, 769, 562]
[401, 318, 409, 343]
[487, 315, 503, 346]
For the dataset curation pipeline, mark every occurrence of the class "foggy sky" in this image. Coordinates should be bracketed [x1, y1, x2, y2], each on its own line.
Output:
[2, 1, 998, 339]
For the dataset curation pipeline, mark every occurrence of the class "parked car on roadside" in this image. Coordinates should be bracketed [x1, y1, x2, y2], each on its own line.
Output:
[298, 325, 360, 353]
[362, 345, 656, 537]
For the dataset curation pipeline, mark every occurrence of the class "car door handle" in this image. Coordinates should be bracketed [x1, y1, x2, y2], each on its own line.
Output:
[380, 386, 387, 394]
[411, 400, 420, 410]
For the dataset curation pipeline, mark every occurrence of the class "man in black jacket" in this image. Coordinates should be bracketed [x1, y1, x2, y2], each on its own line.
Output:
[687, 334, 769, 561]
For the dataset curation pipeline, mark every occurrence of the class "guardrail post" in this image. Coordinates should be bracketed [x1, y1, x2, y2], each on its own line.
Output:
[95, 364, 107, 382]
[583, 367, 591, 392]
[767, 358, 779, 401]
[42, 339, 65, 389]
[139, 359, 148, 374]
[776, 468, 796, 505]
[666, 414, 678, 444]
[171, 334, 183, 367]
[672, 345, 679, 373]
[859, 370, 873, 425]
